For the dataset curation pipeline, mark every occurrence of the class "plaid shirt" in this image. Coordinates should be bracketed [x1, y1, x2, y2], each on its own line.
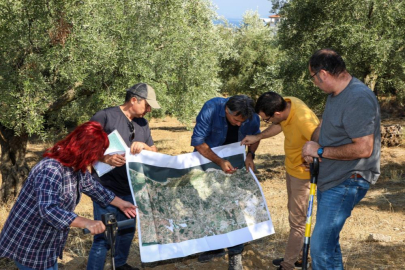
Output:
[0, 158, 115, 270]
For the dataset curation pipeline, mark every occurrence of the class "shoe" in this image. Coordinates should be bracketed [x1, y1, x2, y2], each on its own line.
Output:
[115, 263, 140, 270]
[198, 249, 226, 263]
[294, 259, 307, 269]
[228, 253, 243, 270]
[272, 258, 308, 269]
[273, 258, 284, 267]
[275, 265, 296, 270]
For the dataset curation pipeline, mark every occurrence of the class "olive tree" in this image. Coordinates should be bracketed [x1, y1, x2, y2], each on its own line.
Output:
[0, 0, 223, 200]
[270, 0, 405, 108]
[218, 11, 279, 98]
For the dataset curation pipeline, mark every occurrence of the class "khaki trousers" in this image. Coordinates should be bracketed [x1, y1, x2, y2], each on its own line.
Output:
[280, 173, 310, 270]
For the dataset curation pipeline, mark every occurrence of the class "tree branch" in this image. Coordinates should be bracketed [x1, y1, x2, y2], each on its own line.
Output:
[46, 82, 95, 113]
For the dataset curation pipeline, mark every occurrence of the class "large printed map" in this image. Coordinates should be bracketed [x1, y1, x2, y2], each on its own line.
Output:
[126, 143, 274, 262]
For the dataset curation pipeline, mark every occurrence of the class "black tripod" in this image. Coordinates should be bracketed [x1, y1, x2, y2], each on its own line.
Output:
[84, 213, 135, 270]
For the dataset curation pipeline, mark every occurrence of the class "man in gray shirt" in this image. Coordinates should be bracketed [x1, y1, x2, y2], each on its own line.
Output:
[302, 49, 381, 269]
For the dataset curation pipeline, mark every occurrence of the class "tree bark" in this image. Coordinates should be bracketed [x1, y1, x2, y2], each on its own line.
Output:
[0, 123, 30, 201]
[364, 70, 378, 96]
[0, 86, 96, 201]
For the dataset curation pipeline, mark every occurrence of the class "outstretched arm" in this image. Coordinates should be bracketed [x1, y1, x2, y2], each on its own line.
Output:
[241, 124, 282, 146]
[109, 196, 137, 218]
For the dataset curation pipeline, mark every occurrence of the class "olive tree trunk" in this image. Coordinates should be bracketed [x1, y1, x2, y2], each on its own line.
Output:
[364, 71, 378, 96]
[0, 123, 30, 201]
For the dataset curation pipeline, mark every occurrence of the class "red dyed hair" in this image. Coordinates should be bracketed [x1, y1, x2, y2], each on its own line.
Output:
[43, 121, 109, 173]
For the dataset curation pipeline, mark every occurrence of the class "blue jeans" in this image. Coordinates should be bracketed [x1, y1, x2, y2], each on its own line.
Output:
[15, 261, 58, 270]
[87, 195, 136, 270]
[310, 177, 370, 270]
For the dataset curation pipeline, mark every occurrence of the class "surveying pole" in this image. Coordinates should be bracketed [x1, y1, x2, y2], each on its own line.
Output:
[302, 157, 319, 270]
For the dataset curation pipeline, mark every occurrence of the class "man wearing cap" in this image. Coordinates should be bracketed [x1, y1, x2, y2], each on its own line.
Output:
[191, 95, 261, 270]
[87, 83, 160, 270]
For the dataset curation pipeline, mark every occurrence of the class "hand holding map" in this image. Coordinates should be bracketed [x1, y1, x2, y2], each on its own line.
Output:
[93, 130, 128, 177]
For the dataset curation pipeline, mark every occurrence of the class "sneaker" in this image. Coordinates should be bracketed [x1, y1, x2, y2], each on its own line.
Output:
[272, 258, 308, 269]
[294, 258, 309, 269]
[115, 263, 140, 270]
[198, 249, 226, 263]
[273, 258, 284, 267]
[228, 253, 243, 270]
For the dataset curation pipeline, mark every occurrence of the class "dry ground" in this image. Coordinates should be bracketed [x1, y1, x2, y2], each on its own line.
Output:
[1, 117, 405, 270]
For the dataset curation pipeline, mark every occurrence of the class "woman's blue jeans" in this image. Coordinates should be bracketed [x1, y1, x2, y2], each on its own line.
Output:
[310, 177, 370, 270]
[87, 195, 135, 270]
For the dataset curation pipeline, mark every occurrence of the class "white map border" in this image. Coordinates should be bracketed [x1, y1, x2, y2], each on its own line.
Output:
[126, 142, 274, 263]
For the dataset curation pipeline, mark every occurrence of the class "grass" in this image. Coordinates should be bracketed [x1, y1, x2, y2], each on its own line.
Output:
[1, 116, 405, 270]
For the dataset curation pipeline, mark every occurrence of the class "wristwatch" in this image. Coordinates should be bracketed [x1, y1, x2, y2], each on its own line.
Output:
[317, 147, 324, 158]
[247, 151, 256, 159]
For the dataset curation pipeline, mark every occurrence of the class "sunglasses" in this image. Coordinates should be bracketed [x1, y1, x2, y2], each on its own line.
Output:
[128, 122, 135, 141]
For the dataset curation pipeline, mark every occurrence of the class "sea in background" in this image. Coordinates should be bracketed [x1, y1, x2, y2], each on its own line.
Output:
[213, 18, 243, 27]
[226, 18, 244, 26]
[214, 17, 271, 28]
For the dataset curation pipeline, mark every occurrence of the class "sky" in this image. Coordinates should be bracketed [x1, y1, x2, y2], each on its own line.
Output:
[212, 0, 273, 19]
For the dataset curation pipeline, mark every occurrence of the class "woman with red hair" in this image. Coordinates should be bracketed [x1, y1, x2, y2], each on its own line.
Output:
[0, 121, 136, 270]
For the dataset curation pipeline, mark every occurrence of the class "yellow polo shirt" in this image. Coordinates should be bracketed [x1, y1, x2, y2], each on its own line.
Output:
[280, 97, 320, 179]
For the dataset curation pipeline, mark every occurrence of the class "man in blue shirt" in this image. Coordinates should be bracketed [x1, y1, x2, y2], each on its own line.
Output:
[191, 95, 261, 270]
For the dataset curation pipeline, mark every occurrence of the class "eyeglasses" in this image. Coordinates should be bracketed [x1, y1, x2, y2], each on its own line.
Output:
[309, 71, 320, 81]
[262, 115, 272, 123]
[128, 122, 135, 141]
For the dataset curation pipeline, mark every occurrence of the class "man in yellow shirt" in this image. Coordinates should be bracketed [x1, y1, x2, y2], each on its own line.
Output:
[241, 91, 319, 270]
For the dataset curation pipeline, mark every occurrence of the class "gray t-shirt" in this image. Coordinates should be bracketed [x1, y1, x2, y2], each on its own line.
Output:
[90, 106, 154, 196]
[318, 77, 381, 191]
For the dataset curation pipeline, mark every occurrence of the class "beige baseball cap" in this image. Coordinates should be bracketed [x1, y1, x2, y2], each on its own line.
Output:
[127, 83, 161, 109]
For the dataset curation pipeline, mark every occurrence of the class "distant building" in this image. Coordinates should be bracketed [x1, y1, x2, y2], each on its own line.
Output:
[268, 14, 281, 27]
[261, 18, 271, 24]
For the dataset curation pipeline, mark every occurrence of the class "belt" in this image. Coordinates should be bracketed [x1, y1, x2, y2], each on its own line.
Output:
[350, 174, 362, 179]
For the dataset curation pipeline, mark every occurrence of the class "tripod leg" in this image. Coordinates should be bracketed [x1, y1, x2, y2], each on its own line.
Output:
[106, 225, 117, 270]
